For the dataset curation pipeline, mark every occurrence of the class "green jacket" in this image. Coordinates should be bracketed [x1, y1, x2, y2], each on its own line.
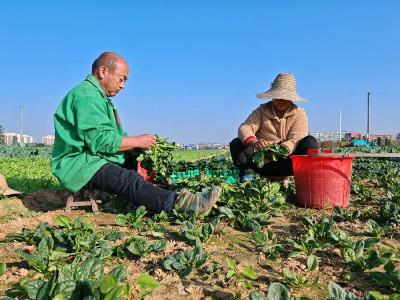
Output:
[52, 75, 126, 192]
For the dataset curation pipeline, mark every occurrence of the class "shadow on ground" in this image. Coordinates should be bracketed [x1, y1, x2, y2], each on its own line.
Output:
[20, 191, 69, 212]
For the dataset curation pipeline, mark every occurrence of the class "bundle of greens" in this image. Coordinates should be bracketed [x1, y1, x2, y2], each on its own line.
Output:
[137, 136, 178, 182]
[252, 143, 289, 168]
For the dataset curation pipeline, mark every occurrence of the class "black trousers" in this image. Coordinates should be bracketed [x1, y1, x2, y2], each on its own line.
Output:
[85, 153, 175, 213]
[229, 136, 318, 177]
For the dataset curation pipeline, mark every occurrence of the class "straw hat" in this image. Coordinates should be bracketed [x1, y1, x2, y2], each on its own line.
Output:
[0, 174, 21, 196]
[256, 73, 307, 102]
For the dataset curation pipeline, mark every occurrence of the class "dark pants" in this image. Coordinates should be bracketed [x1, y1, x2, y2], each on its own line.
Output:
[229, 136, 318, 177]
[85, 153, 176, 213]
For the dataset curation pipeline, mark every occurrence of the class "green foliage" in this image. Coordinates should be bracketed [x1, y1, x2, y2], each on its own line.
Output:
[307, 254, 319, 271]
[0, 157, 59, 193]
[282, 256, 319, 289]
[288, 236, 327, 257]
[180, 221, 215, 243]
[379, 202, 400, 224]
[328, 281, 360, 300]
[169, 175, 225, 193]
[332, 207, 361, 222]
[365, 219, 393, 238]
[282, 266, 319, 288]
[125, 237, 167, 258]
[340, 239, 393, 273]
[15, 235, 55, 273]
[252, 231, 284, 260]
[172, 149, 225, 162]
[218, 180, 286, 231]
[370, 260, 400, 293]
[163, 244, 207, 276]
[0, 261, 6, 276]
[136, 273, 159, 298]
[115, 206, 148, 229]
[0, 145, 52, 158]
[18, 258, 130, 300]
[252, 143, 289, 168]
[249, 282, 294, 300]
[171, 209, 198, 225]
[225, 257, 258, 289]
[300, 216, 335, 240]
[7, 216, 122, 269]
[137, 136, 177, 181]
[386, 177, 400, 206]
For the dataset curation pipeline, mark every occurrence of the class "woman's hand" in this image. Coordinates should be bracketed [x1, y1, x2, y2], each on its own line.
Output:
[248, 139, 273, 149]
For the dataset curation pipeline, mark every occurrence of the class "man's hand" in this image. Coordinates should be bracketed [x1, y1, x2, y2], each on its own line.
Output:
[134, 134, 156, 149]
[248, 139, 272, 150]
[119, 134, 156, 151]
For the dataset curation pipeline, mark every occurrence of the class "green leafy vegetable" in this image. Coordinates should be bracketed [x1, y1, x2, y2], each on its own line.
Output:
[252, 143, 289, 168]
[163, 244, 207, 276]
[136, 273, 159, 298]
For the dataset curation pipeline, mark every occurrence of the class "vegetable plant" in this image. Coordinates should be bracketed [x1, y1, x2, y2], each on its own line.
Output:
[252, 143, 289, 168]
[282, 255, 319, 288]
[365, 219, 393, 238]
[16, 258, 130, 300]
[249, 282, 294, 300]
[340, 239, 393, 273]
[137, 136, 177, 181]
[180, 221, 215, 243]
[0, 262, 6, 276]
[136, 273, 159, 299]
[171, 209, 198, 225]
[328, 281, 360, 300]
[301, 216, 335, 240]
[289, 235, 327, 257]
[379, 202, 400, 225]
[115, 206, 148, 229]
[370, 260, 400, 293]
[332, 207, 361, 222]
[125, 237, 167, 258]
[163, 243, 207, 276]
[225, 257, 259, 289]
[252, 231, 284, 260]
[15, 235, 55, 273]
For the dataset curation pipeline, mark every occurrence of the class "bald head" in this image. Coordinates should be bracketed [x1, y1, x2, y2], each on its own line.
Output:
[92, 52, 129, 97]
[92, 52, 127, 74]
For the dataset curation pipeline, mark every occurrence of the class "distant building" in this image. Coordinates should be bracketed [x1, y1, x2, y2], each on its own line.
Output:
[309, 131, 361, 142]
[4, 132, 34, 145]
[197, 143, 226, 149]
[181, 144, 199, 150]
[42, 135, 55, 146]
[370, 133, 397, 141]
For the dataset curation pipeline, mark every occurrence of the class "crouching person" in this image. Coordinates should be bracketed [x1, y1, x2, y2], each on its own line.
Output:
[230, 73, 318, 182]
[52, 52, 220, 213]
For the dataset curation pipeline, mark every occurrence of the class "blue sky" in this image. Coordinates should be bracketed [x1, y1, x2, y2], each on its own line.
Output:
[1, 0, 399, 143]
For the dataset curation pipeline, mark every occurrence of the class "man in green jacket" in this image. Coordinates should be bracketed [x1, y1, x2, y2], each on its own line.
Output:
[52, 52, 220, 213]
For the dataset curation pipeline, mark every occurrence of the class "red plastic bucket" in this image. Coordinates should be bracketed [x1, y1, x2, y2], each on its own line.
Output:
[137, 162, 155, 182]
[291, 149, 353, 208]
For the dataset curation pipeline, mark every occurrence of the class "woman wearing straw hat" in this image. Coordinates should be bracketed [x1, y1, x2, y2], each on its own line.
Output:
[230, 73, 318, 182]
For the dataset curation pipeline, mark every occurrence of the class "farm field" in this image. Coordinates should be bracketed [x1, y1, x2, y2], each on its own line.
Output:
[0, 146, 400, 299]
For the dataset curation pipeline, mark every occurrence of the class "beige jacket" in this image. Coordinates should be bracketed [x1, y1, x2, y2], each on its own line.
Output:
[238, 101, 308, 154]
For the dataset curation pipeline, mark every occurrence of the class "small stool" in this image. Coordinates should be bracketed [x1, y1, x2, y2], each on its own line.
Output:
[65, 189, 102, 214]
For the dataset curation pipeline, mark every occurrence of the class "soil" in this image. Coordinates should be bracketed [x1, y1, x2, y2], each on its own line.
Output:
[0, 188, 399, 299]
